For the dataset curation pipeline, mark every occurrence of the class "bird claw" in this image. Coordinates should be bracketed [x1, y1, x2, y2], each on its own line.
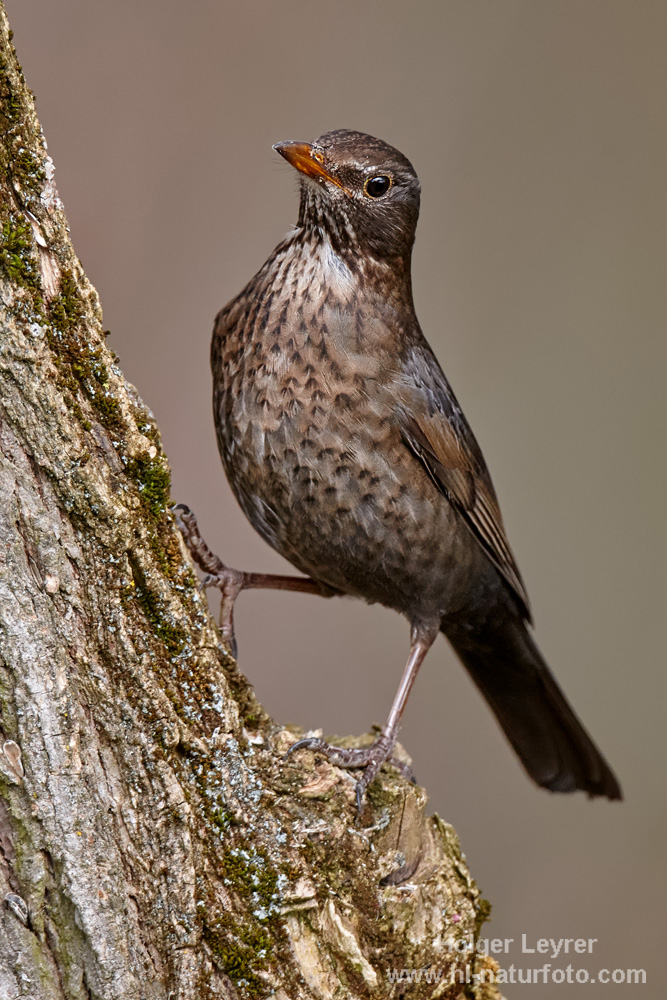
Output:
[170, 502, 190, 536]
[284, 736, 323, 760]
[286, 733, 408, 811]
[388, 757, 416, 783]
[172, 503, 243, 658]
[223, 631, 238, 661]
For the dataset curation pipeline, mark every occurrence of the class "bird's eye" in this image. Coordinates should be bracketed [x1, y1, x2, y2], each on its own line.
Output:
[364, 175, 392, 198]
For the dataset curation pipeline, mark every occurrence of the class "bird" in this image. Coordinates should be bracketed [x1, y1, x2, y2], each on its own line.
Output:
[175, 129, 621, 808]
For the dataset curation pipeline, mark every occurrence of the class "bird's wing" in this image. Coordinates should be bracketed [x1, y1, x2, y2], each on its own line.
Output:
[397, 345, 532, 621]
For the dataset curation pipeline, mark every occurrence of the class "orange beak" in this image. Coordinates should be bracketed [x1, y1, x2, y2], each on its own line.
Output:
[273, 140, 342, 187]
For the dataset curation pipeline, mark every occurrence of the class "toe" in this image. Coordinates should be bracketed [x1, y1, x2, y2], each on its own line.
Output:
[389, 757, 415, 782]
[354, 759, 382, 812]
[356, 781, 365, 814]
[285, 737, 324, 760]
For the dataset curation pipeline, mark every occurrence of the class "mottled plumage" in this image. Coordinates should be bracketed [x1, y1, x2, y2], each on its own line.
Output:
[187, 129, 620, 805]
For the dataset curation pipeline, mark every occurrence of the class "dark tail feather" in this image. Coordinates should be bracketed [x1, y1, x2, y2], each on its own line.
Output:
[446, 620, 622, 800]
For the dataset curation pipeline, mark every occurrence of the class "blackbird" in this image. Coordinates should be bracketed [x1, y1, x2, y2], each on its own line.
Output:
[176, 129, 621, 807]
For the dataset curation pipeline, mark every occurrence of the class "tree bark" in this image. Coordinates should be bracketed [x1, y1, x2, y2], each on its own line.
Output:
[0, 7, 503, 998]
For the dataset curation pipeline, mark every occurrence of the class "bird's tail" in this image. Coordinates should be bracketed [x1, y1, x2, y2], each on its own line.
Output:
[445, 619, 622, 800]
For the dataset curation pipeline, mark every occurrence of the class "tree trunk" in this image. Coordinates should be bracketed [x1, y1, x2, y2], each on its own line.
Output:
[0, 7, 502, 998]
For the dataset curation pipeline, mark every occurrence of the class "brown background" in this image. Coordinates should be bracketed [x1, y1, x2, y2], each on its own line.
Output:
[7, 2, 665, 996]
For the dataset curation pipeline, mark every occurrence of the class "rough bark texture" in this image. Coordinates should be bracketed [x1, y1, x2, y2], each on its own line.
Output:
[0, 8, 502, 999]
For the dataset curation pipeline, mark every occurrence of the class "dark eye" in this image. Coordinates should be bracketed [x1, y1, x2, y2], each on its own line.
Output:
[364, 175, 392, 198]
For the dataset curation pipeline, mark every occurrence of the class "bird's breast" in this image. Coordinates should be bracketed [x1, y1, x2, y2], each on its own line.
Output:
[218, 238, 397, 452]
[211, 238, 462, 611]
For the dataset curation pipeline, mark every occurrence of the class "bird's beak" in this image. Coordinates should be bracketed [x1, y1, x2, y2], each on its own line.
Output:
[273, 140, 342, 187]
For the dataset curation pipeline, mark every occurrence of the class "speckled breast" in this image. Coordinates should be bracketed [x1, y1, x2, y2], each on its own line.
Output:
[211, 237, 469, 619]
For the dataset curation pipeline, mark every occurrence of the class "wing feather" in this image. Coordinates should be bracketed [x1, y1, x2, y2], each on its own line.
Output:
[398, 346, 532, 621]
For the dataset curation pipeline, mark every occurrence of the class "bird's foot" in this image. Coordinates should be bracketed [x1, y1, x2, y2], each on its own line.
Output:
[172, 504, 228, 577]
[172, 503, 244, 657]
[173, 504, 338, 657]
[200, 568, 245, 660]
[287, 733, 413, 811]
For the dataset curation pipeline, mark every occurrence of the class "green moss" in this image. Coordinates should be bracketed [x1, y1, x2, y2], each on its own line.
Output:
[50, 270, 83, 333]
[128, 558, 187, 656]
[0, 80, 21, 124]
[118, 455, 178, 579]
[204, 911, 273, 997]
[0, 215, 38, 286]
[46, 271, 125, 433]
[198, 845, 286, 996]
[193, 836, 290, 996]
[48, 276, 175, 536]
[14, 148, 44, 186]
[135, 586, 186, 656]
[124, 455, 171, 518]
[210, 806, 236, 832]
[219, 845, 279, 906]
[0, 46, 46, 203]
[147, 529, 177, 578]
[72, 348, 121, 425]
[90, 389, 121, 424]
[135, 415, 159, 442]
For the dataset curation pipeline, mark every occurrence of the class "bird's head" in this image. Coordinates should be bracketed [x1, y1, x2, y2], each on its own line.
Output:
[274, 129, 421, 265]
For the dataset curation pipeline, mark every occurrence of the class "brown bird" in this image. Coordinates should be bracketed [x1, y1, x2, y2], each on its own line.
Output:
[176, 129, 621, 808]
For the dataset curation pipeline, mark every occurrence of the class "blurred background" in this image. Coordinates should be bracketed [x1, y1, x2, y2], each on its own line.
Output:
[7, 1, 665, 996]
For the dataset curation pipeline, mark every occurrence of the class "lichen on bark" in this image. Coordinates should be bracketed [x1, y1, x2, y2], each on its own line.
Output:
[0, 5, 504, 998]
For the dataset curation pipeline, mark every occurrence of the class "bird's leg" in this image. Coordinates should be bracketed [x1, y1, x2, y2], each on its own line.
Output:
[287, 625, 437, 810]
[172, 504, 338, 657]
